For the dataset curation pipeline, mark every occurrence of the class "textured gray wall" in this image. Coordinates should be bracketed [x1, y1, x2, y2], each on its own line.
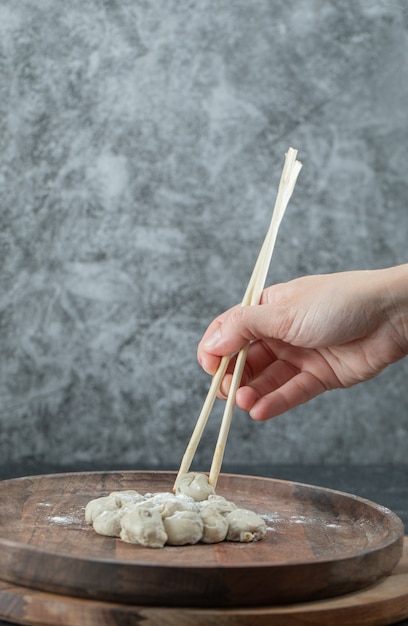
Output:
[1, 0, 407, 469]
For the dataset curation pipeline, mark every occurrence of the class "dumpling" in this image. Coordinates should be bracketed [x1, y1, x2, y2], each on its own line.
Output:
[175, 472, 216, 501]
[85, 495, 119, 523]
[147, 492, 197, 513]
[120, 505, 167, 548]
[93, 508, 125, 537]
[158, 499, 198, 519]
[200, 494, 237, 516]
[200, 506, 229, 543]
[226, 508, 267, 542]
[109, 490, 146, 507]
[163, 510, 203, 545]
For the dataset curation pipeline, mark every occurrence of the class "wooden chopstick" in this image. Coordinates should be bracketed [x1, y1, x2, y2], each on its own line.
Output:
[175, 148, 302, 489]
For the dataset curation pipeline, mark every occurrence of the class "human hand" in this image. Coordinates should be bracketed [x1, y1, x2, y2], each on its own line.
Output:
[197, 266, 408, 420]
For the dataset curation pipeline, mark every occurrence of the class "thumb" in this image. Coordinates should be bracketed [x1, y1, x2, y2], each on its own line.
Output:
[201, 302, 287, 356]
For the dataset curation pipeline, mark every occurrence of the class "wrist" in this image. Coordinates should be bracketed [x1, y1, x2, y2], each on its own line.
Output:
[379, 264, 408, 355]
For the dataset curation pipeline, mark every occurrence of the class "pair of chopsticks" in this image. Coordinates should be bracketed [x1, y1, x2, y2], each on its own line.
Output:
[175, 148, 302, 489]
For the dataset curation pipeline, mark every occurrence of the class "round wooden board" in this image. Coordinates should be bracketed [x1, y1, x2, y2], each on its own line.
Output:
[0, 537, 407, 626]
[0, 471, 403, 608]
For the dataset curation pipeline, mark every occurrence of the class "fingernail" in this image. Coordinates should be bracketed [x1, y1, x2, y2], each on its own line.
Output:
[203, 329, 222, 349]
[219, 374, 232, 397]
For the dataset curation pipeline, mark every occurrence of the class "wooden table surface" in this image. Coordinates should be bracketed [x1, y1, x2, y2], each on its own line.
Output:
[0, 462, 406, 626]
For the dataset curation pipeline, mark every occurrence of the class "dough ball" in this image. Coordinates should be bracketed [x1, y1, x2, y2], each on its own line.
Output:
[109, 490, 146, 507]
[200, 507, 229, 544]
[85, 496, 119, 523]
[148, 492, 196, 510]
[160, 499, 198, 519]
[144, 491, 172, 500]
[93, 509, 125, 537]
[163, 510, 204, 545]
[200, 495, 237, 516]
[175, 472, 216, 502]
[120, 505, 167, 548]
[226, 509, 267, 543]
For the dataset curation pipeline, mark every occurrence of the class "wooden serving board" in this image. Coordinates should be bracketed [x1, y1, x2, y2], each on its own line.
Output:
[0, 537, 407, 626]
[0, 471, 403, 610]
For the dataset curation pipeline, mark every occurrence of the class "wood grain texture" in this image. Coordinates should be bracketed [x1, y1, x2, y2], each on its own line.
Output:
[0, 538, 406, 626]
[0, 471, 403, 609]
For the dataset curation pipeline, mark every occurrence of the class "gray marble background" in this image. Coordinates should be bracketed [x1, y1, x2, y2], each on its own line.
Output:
[1, 0, 407, 469]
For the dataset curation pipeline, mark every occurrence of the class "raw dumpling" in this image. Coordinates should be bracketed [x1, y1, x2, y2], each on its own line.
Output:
[175, 472, 216, 501]
[120, 505, 167, 548]
[226, 508, 267, 543]
[93, 508, 125, 537]
[147, 492, 197, 514]
[200, 506, 229, 543]
[159, 499, 197, 519]
[163, 510, 204, 545]
[85, 495, 119, 523]
[109, 490, 146, 507]
[200, 494, 237, 516]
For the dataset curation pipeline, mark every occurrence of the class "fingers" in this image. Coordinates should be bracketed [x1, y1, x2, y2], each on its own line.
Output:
[197, 280, 296, 376]
[217, 361, 327, 420]
[198, 302, 285, 375]
[204, 304, 277, 351]
[212, 341, 326, 420]
[240, 370, 327, 420]
[232, 358, 299, 412]
[203, 339, 284, 398]
[215, 340, 331, 420]
[197, 305, 242, 375]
